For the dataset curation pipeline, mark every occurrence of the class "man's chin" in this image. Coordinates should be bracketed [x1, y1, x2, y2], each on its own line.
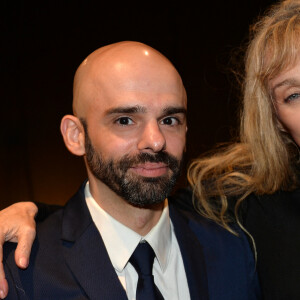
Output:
[125, 197, 166, 209]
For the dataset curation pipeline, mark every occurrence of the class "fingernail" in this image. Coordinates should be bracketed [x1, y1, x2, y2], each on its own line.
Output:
[0, 289, 5, 299]
[19, 257, 28, 268]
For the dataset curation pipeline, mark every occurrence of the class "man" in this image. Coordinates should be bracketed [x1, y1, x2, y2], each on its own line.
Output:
[2, 41, 259, 299]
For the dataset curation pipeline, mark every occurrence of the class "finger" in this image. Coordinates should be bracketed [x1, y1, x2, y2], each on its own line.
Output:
[0, 236, 8, 299]
[14, 228, 36, 269]
[0, 278, 8, 299]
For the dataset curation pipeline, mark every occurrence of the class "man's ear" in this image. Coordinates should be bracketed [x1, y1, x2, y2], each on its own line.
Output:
[60, 115, 85, 156]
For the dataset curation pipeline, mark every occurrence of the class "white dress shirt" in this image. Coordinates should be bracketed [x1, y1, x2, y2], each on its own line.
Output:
[85, 182, 190, 300]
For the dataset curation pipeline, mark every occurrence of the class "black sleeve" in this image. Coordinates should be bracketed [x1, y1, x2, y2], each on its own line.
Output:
[34, 202, 62, 222]
[242, 190, 300, 298]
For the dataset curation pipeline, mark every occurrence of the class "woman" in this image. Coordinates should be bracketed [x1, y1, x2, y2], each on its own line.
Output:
[186, 0, 300, 298]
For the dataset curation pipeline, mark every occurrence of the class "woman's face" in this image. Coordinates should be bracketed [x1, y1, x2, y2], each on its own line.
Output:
[269, 59, 300, 146]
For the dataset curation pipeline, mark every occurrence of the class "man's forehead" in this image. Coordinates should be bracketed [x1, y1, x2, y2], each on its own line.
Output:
[88, 70, 187, 107]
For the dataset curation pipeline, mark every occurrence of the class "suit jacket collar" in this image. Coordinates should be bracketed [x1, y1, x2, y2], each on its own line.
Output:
[169, 203, 209, 300]
[61, 183, 209, 300]
[61, 183, 128, 300]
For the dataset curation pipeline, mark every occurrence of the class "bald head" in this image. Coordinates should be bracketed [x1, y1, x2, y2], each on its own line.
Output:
[72, 41, 186, 118]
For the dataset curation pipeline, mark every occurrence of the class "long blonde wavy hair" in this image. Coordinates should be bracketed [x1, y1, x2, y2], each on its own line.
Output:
[188, 0, 300, 234]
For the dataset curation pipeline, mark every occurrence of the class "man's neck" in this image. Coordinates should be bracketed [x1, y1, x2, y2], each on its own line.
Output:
[88, 178, 165, 236]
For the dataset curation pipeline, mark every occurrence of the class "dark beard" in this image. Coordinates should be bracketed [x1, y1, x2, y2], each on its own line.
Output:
[82, 122, 182, 207]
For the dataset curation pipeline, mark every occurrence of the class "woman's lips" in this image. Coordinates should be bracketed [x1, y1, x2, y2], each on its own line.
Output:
[130, 163, 168, 177]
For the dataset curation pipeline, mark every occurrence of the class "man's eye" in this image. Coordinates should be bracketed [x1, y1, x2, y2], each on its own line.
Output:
[161, 117, 179, 125]
[115, 117, 134, 125]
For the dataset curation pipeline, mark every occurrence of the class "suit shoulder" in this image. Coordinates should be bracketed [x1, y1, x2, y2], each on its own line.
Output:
[36, 206, 64, 237]
[170, 199, 253, 256]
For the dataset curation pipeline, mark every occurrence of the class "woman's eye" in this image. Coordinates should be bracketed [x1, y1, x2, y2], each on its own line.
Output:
[161, 117, 179, 125]
[116, 117, 134, 125]
[285, 93, 300, 103]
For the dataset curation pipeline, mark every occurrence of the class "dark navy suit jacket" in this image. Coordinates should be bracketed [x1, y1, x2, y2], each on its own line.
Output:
[4, 183, 260, 299]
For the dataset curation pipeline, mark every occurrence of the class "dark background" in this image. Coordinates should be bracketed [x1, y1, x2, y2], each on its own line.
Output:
[0, 1, 276, 208]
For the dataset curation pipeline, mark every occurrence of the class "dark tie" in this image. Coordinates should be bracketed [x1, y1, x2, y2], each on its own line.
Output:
[129, 241, 164, 300]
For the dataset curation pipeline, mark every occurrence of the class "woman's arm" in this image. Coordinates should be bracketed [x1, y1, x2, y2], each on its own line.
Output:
[0, 202, 61, 298]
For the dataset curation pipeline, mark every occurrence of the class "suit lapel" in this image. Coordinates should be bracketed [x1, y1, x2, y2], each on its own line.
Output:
[169, 203, 209, 300]
[61, 185, 128, 300]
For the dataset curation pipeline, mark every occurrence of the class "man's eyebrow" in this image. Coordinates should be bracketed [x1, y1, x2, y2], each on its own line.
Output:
[105, 105, 187, 116]
[163, 107, 187, 116]
[106, 105, 146, 115]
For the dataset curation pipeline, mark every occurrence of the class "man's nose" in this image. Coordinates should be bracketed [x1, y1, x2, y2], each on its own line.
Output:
[138, 121, 166, 153]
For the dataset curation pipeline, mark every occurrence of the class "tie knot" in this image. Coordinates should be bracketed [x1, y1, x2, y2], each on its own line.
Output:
[129, 242, 156, 276]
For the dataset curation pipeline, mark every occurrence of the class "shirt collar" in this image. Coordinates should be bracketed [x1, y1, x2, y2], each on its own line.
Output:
[84, 182, 171, 273]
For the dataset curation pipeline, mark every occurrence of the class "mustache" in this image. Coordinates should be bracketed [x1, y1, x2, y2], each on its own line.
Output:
[118, 152, 180, 172]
